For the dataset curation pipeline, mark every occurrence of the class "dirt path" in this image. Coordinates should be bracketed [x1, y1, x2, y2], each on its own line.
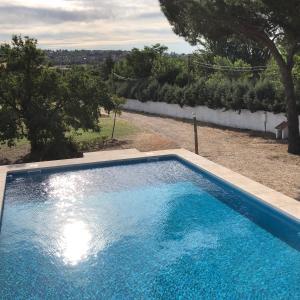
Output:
[120, 111, 300, 200]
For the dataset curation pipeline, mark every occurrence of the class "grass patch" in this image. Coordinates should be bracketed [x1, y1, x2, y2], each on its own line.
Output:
[70, 116, 138, 144]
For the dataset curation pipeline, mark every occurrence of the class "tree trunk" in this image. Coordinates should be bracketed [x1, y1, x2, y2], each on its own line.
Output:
[253, 37, 300, 154]
[278, 64, 300, 154]
[26, 121, 43, 154]
[28, 130, 41, 154]
[111, 111, 117, 139]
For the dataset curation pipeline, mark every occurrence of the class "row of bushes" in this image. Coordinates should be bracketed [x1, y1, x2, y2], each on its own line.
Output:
[114, 77, 295, 114]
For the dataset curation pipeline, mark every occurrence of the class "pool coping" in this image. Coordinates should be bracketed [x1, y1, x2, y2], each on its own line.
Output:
[0, 148, 299, 222]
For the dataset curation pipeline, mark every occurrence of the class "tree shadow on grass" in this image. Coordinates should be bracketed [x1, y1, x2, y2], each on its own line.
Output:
[0, 158, 11, 166]
[1, 139, 130, 166]
[14, 153, 42, 164]
[0, 153, 38, 166]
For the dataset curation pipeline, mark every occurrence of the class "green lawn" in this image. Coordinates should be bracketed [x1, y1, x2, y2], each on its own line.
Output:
[12, 116, 137, 146]
[70, 117, 138, 147]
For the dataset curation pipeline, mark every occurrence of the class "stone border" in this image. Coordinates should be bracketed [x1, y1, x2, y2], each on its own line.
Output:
[0, 148, 299, 224]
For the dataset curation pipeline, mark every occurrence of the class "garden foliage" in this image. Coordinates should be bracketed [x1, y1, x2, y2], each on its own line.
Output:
[112, 45, 299, 114]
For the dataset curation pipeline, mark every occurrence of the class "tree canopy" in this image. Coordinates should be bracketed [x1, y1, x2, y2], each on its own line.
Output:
[0, 36, 113, 159]
[159, 0, 300, 154]
[201, 38, 270, 68]
[118, 44, 168, 78]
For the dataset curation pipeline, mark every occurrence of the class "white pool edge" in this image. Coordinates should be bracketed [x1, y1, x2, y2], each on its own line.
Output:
[0, 148, 299, 222]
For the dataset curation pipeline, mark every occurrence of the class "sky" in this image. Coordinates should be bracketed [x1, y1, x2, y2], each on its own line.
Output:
[0, 0, 196, 53]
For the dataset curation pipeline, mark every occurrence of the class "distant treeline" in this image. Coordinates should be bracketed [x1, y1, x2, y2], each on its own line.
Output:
[45, 50, 129, 66]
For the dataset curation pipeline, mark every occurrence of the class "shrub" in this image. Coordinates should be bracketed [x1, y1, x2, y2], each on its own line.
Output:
[183, 84, 198, 107]
[175, 72, 190, 87]
[228, 80, 249, 111]
[244, 86, 262, 112]
[206, 77, 229, 109]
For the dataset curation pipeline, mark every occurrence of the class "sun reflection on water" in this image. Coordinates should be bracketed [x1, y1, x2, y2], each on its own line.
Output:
[58, 220, 92, 266]
[45, 174, 110, 266]
[47, 174, 86, 203]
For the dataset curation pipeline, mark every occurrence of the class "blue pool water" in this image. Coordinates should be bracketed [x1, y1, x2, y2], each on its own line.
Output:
[0, 157, 300, 299]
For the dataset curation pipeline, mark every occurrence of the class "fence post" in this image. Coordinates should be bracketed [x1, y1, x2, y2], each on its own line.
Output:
[193, 112, 199, 155]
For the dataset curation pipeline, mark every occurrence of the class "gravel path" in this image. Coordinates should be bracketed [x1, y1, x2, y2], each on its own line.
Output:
[120, 111, 300, 201]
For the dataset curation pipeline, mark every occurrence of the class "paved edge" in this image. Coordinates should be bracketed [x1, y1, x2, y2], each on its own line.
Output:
[0, 148, 299, 223]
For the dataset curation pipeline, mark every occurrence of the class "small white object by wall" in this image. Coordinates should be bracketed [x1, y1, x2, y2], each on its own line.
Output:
[275, 129, 282, 139]
[282, 127, 289, 140]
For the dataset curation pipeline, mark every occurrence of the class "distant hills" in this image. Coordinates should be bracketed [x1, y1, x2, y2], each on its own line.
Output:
[45, 50, 129, 66]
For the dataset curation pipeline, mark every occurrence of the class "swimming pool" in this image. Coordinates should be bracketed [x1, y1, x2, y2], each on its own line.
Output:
[0, 156, 299, 299]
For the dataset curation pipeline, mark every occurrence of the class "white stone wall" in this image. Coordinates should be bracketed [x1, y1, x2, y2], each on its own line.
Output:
[123, 99, 300, 134]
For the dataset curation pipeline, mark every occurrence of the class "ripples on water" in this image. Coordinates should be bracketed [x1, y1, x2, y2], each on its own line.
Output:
[1, 159, 300, 299]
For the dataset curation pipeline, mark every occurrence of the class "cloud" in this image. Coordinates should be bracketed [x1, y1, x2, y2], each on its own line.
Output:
[0, 5, 110, 24]
[0, 0, 195, 53]
[135, 12, 163, 20]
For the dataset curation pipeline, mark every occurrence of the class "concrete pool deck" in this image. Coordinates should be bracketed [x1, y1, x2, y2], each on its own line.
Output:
[0, 148, 300, 223]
